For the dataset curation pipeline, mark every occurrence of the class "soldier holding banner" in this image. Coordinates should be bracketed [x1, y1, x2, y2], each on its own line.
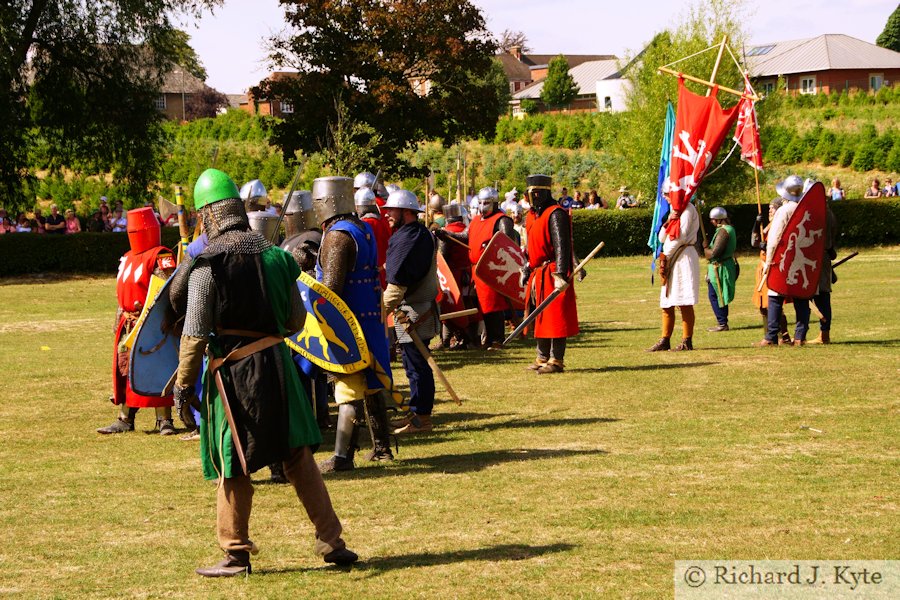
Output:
[171, 168, 357, 576]
[647, 202, 700, 352]
[520, 174, 579, 374]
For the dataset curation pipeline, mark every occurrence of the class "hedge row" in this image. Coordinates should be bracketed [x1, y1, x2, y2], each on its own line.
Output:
[764, 123, 900, 173]
[2, 200, 898, 277]
[0, 229, 182, 277]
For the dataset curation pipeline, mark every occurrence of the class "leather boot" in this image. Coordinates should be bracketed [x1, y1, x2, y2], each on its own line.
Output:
[97, 407, 137, 434]
[671, 338, 693, 351]
[536, 359, 564, 374]
[324, 547, 359, 566]
[157, 419, 176, 436]
[646, 337, 671, 352]
[196, 550, 251, 577]
[525, 358, 548, 371]
[363, 392, 394, 462]
[269, 462, 288, 484]
[808, 331, 830, 345]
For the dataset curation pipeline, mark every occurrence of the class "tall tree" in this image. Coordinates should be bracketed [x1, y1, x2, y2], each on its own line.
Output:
[185, 86, 229, 120]
[540, 55, 579, 108]
[876, 4, 900, 52]
[256, 0, 504, 176]
[498, 29, 531, 54]
[0, 2, 217, 210]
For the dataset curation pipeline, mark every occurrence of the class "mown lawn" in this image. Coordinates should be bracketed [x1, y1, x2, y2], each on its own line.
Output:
[0, 248, 897, 599]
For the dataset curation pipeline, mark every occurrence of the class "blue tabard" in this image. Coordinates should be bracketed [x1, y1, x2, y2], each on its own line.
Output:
[315, 219, 392, 390]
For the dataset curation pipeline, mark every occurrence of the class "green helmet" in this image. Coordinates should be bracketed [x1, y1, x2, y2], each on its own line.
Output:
[194, 168, 240, 209]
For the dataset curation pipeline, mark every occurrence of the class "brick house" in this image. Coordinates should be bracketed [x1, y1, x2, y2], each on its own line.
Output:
[747, 34, 900, 95]
[156, 67, 207, 120]
[497, 46, 615, 95]
[241, 71, 299, 117]
[510, 58, 623, 116]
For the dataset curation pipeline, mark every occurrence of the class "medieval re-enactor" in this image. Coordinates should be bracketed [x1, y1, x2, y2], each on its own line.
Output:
[755, 175, 811, 347]
[647, 201, 701, 352]
[437, 187, 516, 350]
[382, 189, 440, 434]
[311, 177, 395, 472]
[355, 186, 392, 290]
[97, 207, 177, 435]
[520, 174, 579, 374]
[438, 201, 474, 350]
[703, 206, 737, 332]
[751, 197, 792, 344]
[810, 200, 838, 344]
[171, 168, 357, 577]
[281, 190, 331, 431]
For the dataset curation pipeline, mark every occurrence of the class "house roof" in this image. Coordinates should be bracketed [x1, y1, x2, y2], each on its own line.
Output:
[520, 54, 615, 69]
[226, 94, 247, 108]
[496, 52, 533, 81]
[513, 58, 621, 100]
[747, 34, 900, 77]
[160, 67, 206, 94]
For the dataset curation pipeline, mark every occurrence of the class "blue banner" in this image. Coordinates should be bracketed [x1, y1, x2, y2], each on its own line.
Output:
[648, 102, 676, 278]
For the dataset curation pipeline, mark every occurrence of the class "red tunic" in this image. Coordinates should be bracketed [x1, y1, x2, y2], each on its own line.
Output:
[526, 205, 579, 338]
[362, 214, 391, 289]
[469, 211, 510, 314]
[443, 221, 470, 283]
[113, 247, 175, 408]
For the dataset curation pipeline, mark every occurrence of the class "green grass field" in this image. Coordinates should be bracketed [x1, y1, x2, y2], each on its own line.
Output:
[0, 249, 897, 598]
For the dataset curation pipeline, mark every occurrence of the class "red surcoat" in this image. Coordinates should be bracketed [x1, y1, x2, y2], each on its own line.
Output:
[526, 205, 579, 338]
[113, 247, 175, 408]
[362, 214, 391, 289]
[469, 212, 510, 314]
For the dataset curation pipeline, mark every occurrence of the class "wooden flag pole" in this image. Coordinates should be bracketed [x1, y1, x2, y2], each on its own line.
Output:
[657, 67, 758, 101]
[706, 36, 728, 97]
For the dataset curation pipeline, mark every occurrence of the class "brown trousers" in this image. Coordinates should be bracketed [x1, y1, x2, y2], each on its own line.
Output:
[216, 446, 345, 556]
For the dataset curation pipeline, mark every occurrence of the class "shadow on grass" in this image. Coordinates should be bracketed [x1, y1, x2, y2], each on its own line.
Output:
[834, 339, 900, 347]
[330, 447, 608, 479]
[567, 361, 717, 373]
[253, 543, 577, 577]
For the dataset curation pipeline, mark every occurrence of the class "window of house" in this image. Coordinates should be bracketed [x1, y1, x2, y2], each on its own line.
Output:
[870, 73, 884, 92]
[155, 95, 167, 110]
[761, 82, 775, 95]
[280, 101, 294, 114]
[604, 96, 612, 110]
[800, 76, 816, 95]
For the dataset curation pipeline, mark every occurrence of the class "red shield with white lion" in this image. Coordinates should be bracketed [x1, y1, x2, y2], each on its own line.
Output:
[767, 182, 826, 299]
[474, 232, 527, 309]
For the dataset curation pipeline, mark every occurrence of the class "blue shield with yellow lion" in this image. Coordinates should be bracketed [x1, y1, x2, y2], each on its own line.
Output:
[285, 272, 371, 373]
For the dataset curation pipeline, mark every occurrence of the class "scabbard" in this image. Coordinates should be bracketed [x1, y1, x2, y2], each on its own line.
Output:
[213, 369, 249, 476]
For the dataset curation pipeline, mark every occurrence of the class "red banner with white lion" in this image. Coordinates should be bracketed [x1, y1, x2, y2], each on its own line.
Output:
[665, 79, 740, 237]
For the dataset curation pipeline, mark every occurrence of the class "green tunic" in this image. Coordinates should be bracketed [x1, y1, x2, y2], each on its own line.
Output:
[199, 247, 321, 481]
[707, 224, 737, 308]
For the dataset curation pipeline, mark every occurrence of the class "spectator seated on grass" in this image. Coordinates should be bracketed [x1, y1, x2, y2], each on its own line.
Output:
[883, 178, 897, 198]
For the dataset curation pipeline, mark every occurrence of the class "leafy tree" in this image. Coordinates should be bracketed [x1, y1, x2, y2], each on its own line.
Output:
[498, 29, 531, 54]
[615, 0, 758, 202]
[540, 55, 579, 108]
[185, 85, 229, 121]
[0, 1, 217, 210]
[256, 0, 504, 177]
[322, 96, 384, 175]
[876, 5, 900, 52]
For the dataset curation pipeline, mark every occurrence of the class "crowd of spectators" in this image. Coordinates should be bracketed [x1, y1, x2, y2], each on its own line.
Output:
[0, 196, 198, 236]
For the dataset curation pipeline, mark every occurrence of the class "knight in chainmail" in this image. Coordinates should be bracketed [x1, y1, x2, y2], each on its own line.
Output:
[170, 168, 357, 577]
[311, 177, 396, 473]
[382, 189, 440, 435]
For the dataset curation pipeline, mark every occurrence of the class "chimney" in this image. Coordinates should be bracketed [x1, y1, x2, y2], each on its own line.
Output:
[510, 45, 522, 60]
